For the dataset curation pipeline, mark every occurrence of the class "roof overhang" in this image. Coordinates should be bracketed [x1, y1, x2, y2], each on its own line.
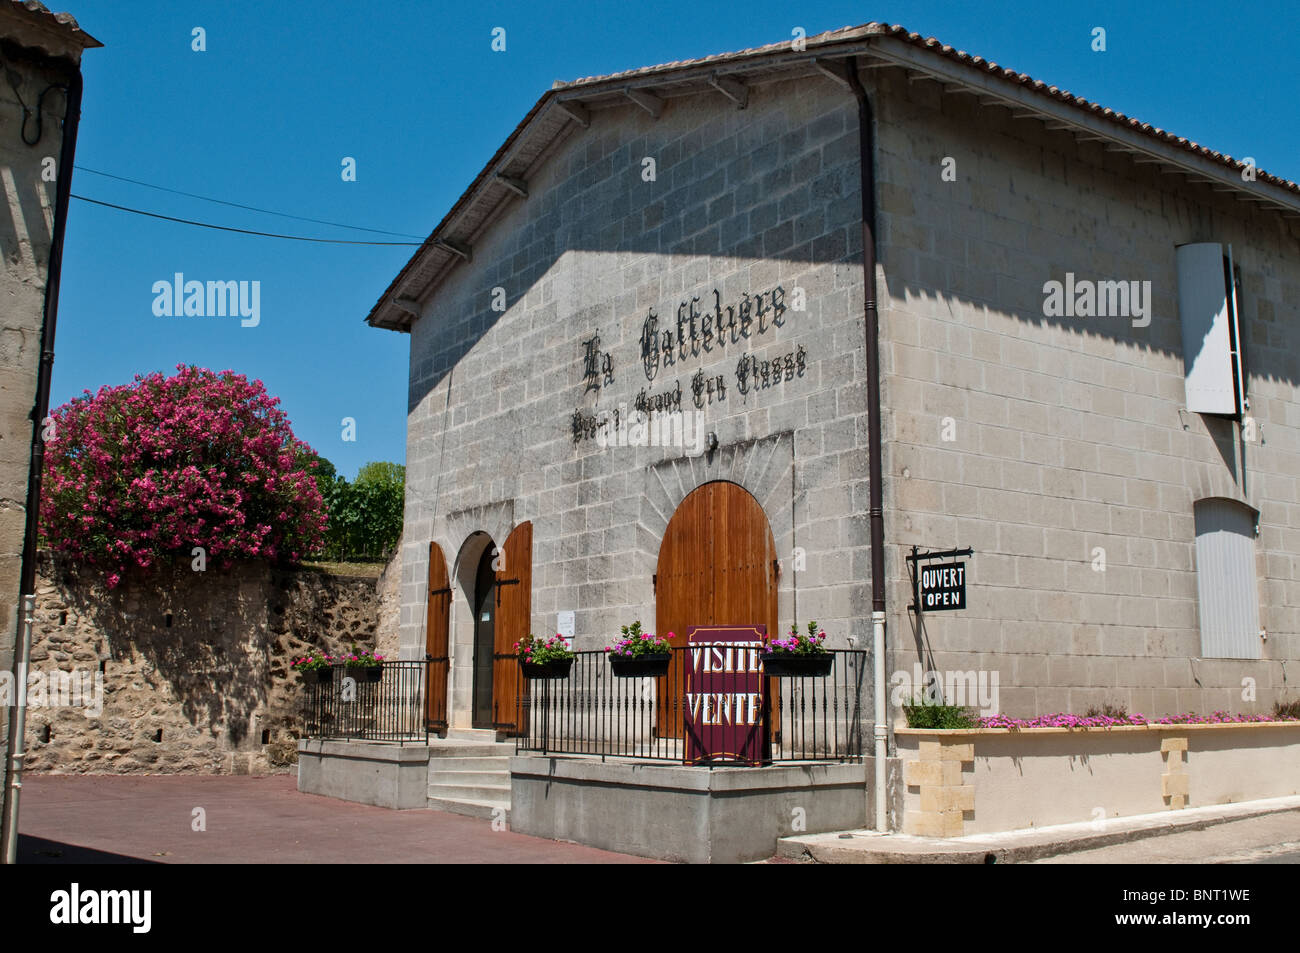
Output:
[367, 23, 1300, 332]
[1, 1, 101, 62]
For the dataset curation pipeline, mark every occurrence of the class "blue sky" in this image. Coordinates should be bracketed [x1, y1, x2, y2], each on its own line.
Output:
[55, 0, 1300, 479]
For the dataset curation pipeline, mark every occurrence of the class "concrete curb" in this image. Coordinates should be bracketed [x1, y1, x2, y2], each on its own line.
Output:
[777, 795, 1300, 863]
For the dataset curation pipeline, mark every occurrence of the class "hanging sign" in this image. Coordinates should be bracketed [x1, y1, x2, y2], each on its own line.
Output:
[919, 562, 967, 611]
[683, 624, 770, 766]
[906, 546, 974, 615]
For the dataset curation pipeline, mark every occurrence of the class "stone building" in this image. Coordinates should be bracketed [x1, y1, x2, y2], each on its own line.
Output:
[367, 23, 1300, 744]
[0, 0, 98, 860]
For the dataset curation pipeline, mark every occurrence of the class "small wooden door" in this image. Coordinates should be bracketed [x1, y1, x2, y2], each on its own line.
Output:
[655, 482, 779, 738]
[425, 542, 451, 733]
[493, 521, 532, 734]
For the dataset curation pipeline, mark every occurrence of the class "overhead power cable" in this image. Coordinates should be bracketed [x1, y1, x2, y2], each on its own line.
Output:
[76, 166, 425, 239]
[71, 195, 428, 245]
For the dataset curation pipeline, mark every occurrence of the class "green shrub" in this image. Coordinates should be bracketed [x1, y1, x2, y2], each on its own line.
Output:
[313, 459, 404, 562]
[903, 698, 978, 729]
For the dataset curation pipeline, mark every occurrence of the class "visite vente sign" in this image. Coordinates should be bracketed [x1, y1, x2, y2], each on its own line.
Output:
[684, 624, 770, 765]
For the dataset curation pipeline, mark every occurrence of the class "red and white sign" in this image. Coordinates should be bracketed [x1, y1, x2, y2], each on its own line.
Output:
[684, 624, 770, 765]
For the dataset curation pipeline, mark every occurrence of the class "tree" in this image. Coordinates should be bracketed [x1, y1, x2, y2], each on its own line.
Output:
[309, 454, 338, 486]
[40, 365, 327, 586]
[352, 461, 404, 559]
[315, 461, 404, 561]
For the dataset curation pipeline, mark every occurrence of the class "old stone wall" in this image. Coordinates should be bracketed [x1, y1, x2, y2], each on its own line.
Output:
[375, 533, 402, 661]
[22, 552, 396, 775]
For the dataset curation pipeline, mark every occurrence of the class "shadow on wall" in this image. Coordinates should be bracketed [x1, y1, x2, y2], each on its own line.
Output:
[36, 552, 391, 772]
[403, 88, 868, 416]
[401, 74, 1300, 430]
[52, 554, 271, 749]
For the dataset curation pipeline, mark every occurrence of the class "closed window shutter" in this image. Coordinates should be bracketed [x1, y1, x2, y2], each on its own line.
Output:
[1193, 499, 1261, 659]
[1177, 243, 1242, 415]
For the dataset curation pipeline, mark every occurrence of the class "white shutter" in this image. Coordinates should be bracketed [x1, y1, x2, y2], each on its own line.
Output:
[1193, 499, 1261, 659]
[1177, 243, 1240, 414]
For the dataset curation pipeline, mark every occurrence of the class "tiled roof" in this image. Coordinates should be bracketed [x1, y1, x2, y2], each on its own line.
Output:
[367, 22, 1298, 330]
[4, 0, 102, 48]
[560, 22, 1296, 196]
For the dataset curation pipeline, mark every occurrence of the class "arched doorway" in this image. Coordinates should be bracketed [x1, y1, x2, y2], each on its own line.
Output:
[655, 481, 778, 736]
[455, 522, 532, 734]
[425, 542, 451, 734]
[470, 542, 498, 729]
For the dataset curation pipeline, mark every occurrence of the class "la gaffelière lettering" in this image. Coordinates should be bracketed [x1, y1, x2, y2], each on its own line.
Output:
[640, 286, 787, 382]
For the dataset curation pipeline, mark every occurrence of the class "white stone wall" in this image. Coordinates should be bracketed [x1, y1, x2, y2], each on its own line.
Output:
[401, 75, 872, 726]
[396, 62, 1300, 728]
[874, 69, 1300, 718]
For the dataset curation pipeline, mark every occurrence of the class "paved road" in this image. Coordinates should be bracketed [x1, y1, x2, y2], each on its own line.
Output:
[1031, 810, 1300, 864]
[17, 774, 657, 864]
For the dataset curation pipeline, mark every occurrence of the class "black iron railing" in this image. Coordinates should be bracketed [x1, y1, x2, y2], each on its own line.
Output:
[514, 648, 868, 764]
[299, 661, 429, 743]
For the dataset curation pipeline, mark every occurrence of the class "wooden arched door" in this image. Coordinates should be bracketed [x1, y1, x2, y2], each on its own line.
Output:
[655, 482, 778, 737]
[493, 521, 532, 734]
[425, 542, 451, 734]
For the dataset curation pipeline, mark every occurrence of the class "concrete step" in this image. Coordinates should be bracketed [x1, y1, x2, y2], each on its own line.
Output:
[425, 739, 514, 818]
[427, 743, 514, 759]
[427, 796, 511, 822]
[428, 782, 512, 802]
[429, 756, 510, 772]
[429, 770, 506, 787]
[445, 728, 502, 742]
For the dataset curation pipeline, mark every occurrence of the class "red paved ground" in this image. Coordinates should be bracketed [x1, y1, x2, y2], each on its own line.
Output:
[18, 774, 658, 864]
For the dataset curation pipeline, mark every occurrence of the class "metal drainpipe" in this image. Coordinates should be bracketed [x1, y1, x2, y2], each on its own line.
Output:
[844, 60, 889, 833]
[0, 57, 83, 865]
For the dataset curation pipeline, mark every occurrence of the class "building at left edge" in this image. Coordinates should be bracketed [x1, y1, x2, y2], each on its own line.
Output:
[0, 1, 99, 861]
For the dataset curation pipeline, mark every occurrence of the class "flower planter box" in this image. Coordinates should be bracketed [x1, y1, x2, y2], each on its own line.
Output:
[520, 657, 574, 680]
[346, 666, 382, 683]
[310, 668, 335, 684]
[609, 653, 671, 678]
[759, 652, 833, 677]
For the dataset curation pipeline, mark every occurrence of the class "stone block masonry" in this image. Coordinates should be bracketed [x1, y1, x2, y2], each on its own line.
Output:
[20, 552, 397, 776]
[875, 67, 1300, 718]
[401, 73, 874, 708]
[392, 50, 1300, 732]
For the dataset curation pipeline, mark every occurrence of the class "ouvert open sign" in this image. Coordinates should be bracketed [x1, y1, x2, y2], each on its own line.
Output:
[920, 562, 967, 611]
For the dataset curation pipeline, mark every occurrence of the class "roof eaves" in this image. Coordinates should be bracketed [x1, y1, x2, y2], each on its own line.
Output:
[364, 26, 886, 332]
[864, 27, 1300, 207]
[366, 21, 1300, 332]
[5, 0, 102, 52]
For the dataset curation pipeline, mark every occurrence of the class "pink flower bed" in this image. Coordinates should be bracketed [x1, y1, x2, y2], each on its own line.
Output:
[977, 710, 1300, 729]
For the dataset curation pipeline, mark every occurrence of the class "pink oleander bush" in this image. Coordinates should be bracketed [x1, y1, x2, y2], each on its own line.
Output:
[41, 364, 327, 586]
[976, 710, 1300, 730]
